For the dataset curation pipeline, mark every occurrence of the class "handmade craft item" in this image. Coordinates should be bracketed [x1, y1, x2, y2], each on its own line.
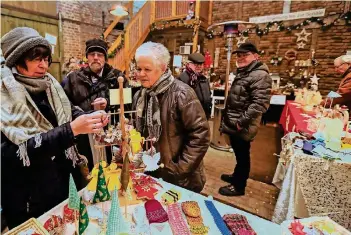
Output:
[132, 205, 151, 235]
[222, 214, 256, 235]
[78, 197, 89, 235]
[7, 218, 49, 235]
[129, 129, 144, 154]
[131, 173, 161, 200]
[161, 188, 181, 205]
[106, 187, 130, 235]
[205, 200, 231, 235]
[145, 199, 169, 224]
[63, 205, 79, 224]
[167, 203, 191, 235]
[93, 162, 111, 203]
[181, 201, 209, 234]
[288, 220, 306, 235]
[142, 152, 161, 172]
[43, 215, 64, 235]
[68, 174, 80, 211]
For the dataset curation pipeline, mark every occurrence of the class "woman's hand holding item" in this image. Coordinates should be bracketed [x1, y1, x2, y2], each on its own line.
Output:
[70, 111, 109, 136]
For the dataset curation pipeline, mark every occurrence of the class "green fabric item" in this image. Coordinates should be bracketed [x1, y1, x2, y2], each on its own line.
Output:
[93, 161, 111, 203]
[107, 187, 129, 235]
[79, 197, 89, 235]
[68, 174, 80, 210]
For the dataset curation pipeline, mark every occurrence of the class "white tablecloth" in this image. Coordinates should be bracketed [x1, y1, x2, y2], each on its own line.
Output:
[272, 137, 351, 230]
[38, 176, 280, 234]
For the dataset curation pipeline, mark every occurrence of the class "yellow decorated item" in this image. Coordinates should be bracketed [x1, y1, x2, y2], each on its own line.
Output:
[129, 129, 144, 154]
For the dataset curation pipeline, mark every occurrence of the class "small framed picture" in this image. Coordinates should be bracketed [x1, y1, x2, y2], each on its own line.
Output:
[5, 218, 49, 235]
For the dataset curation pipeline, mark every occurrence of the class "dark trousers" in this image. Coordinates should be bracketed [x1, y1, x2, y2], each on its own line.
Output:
[229, 134, 251, 191]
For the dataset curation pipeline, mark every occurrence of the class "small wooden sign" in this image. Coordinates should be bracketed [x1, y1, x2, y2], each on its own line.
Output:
[109, 88, 132, 105]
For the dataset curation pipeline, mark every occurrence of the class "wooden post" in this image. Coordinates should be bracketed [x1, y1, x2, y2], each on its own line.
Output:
[118, 76, 129, 217]
[208, 0, 213, 26]
[150, 0, 156, 23]
[103, 16, 121, 39]
[172, 0, 176, 17]
[124, 30, 130, 76]
[128, 0, 134, 16]
[192, 0, 201, 53]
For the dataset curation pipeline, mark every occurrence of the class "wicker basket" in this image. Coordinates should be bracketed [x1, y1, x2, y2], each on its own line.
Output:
[4, 218, 49, 235]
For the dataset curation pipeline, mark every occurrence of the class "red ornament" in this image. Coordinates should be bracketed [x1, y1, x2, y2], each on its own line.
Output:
[63, 204, 79, 224]
[43, 215, 64, 233]
[288, 220, 306, 235]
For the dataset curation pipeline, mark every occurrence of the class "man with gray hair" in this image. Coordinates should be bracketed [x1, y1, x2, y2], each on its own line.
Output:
[329, 55, 351, 111]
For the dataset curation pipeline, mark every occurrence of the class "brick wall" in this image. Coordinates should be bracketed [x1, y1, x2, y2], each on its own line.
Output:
[207, 1, 351, 95]
[57, 1, 125, 63]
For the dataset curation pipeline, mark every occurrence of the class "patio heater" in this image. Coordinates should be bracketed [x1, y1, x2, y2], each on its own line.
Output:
[208, 21, 256, 151]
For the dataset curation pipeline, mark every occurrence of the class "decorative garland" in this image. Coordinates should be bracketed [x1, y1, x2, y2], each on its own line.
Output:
[107, 31, 125, 58]
[206, 11, 350, 39]
[150, 17, 201, 31]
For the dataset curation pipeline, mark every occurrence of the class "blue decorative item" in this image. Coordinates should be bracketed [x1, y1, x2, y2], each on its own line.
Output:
[204, 200, 231, 235]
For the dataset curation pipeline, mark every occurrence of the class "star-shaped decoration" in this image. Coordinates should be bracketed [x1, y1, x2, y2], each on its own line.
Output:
[297, 41, 306, 49]
[289, 220, 306, 235]
[310, 74, 320, 85]
[134, 184, 158, 200]
[236, 35, 248, 46]
[295, 28, 311, 42]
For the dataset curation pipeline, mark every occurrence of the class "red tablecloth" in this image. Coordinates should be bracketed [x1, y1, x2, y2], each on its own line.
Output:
[279, 101, 314, 135]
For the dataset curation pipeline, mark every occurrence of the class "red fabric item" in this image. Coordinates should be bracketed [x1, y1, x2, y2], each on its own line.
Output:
[222, 214, 256, 235]
[279, 101, 313, 135]
[145, 199, 169, 224]
[63, 204, 79, 224]
[204, 51, 213, 69]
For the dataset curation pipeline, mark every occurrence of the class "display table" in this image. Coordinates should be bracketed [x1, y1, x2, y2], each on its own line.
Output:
[272, 134, 351, 230]
[37, 176, 280, 234]
[279, 101, 314, 135]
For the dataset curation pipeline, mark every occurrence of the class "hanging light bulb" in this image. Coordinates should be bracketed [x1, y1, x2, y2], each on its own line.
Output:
[109, 5, 129, 16]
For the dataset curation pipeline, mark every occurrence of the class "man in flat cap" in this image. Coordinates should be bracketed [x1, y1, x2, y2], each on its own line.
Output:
[220, 42, 272, 196]
[63, 38, 128, 170]
[178, 52, 212, 119]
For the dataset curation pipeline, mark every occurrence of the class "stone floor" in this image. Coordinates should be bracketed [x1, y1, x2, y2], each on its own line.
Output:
[201, 146, 280, 221]
[201, 122, 281, 221]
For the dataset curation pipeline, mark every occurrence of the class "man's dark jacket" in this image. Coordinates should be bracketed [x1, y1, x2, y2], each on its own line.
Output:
[63, 63, 128, 169]
[222, 61, 272, 141]
[178, 72, 212, 119]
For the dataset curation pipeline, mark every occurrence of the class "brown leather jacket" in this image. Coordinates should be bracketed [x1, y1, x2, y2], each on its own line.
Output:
[133, 79, 210, 192]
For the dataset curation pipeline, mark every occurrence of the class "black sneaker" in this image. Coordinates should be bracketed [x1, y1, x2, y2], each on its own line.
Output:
[221, 174, 234, 183]
[218, 184, 245, 196]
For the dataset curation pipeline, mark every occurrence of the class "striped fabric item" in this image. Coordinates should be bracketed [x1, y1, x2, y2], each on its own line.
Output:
[167, 203, 191, 235]
[222, 214, 256, 235]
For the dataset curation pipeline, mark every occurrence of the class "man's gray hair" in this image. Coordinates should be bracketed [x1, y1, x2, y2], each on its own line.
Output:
[135, 42, 170, 67]
[335, 55, 351, 64]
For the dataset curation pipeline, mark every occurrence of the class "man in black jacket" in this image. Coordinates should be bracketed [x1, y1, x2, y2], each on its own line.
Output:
[178, 53, 212, 119]
[64, 38, 128, 169]
[219, 42, 272, 196]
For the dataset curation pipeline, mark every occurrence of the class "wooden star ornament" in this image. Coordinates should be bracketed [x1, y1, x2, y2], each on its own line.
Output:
[236, 35, 248, 46]
[295, 28, 311, 42]
[297, 41, 306, 49]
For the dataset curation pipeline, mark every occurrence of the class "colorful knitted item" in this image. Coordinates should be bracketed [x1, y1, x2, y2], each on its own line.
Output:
[161, 188, 181, 205]
[204, 200, 231, 235]
[181, 201, 209, 234]
[167, 203, 191, 235]
[145, 199, 169, 224]
[222, 214, 256, 235]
